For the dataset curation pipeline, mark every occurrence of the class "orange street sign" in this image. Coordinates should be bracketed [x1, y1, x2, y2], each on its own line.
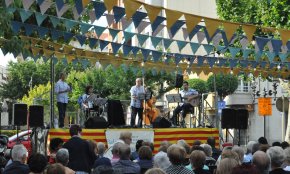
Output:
[258, 97, 272, 116]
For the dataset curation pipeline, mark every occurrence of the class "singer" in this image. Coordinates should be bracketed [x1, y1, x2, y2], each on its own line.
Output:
[130, 78, 145, 128]
[55, 72, 71, 128]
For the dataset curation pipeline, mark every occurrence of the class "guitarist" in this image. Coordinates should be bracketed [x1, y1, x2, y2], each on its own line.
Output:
[171, 81, 198, 126]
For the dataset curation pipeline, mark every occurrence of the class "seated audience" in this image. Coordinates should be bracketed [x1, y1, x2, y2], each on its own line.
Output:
[92, 165, 118, 174]
[137, 146, 153, 174]
[55, 148, 75, 174]
[49, 138, 64, 164]
[215, 158, 239, 174]
[46, 163, 65, 174]
[190, 150, 210, 174]
[207, 137, 221, 161]
[244, 141, 256, 163]
[232, 146, 245, 164]
[3, 144, 29, 174]
[87, 140, 98, 160]
[282, 141, 290, 149]
[145, 168, 166, 174]
[165, 144, 194, 174]
[111, 142, 123, 165]
[200, 144, 216, 166]
[258, 137, 268, 145]
[112, 144, 140, 174]
[272, 142, 281, 147]
[153, 151, 171, 171]
[158, 141, 171, 153]
[231, 163, 260, 174]
[283, 147, 290, 171]
[27, 153, 48, 174]
[252, 143, 260, 155]
[97, 142, 106, 158]
[131, 140, 144, 160]
[142, 141, 154, 152]
[266, 146, 290, 174]
[252, 151, 270, 174]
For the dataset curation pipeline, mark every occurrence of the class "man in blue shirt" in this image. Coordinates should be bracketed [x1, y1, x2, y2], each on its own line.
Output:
[55, 73, 71, 128]
[130, 78, 145, 128]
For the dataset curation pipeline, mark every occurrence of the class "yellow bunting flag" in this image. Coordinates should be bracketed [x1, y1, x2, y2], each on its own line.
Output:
[204, 18, 220, 39]
[123, 0, 142, 20]
[85, 51, 94, 58]
[63, 46, 73, 54]
[31, 47, 41, 56]
[143, 4, 162, 24]
[242, 24, 256, 41]
[184, 14, 202, 34]
[43, 49, 54, 57]
[103, 0, 118, 12]
[66, 55, 75, 63]
[223, 22, 240, 42]
[279, 29, 290, 45]
[82, 0, 91, 8]
[41, 41, 50, 49]
[75, 48, 84, 56]
[55, 52, 64, 60]
[52, 44, 62, 51]
[88, 58, 98, 65]
[165, 9, 183, 30]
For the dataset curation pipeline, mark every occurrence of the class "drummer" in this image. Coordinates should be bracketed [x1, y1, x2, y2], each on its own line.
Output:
[82, 85, 96, 119]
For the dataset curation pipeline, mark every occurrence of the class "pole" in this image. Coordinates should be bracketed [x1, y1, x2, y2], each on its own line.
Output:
[50, 57, 55, 128]
[264, 116, 266, 138]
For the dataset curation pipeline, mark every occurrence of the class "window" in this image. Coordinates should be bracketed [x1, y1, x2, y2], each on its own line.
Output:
[236, 80, 250, 93]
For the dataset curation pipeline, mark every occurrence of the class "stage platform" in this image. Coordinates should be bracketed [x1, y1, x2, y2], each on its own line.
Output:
[49, 128, 219, 153]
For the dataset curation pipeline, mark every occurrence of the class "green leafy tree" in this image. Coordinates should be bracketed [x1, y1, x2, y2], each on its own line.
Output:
[187, 79, 208, 94]
[206, 74, 239, 100]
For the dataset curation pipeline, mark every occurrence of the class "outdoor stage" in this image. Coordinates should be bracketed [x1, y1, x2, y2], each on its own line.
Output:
[49, 128, 219, 153]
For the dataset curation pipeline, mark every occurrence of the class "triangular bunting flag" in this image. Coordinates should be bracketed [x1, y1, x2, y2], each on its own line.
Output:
[163, 38, 173, 49]
[223, 22, 240, 43]
[203, 45, 214, 55]
[64, 19, 78, 31]
[152, 24, 165, 37]
[259, 61, 267, 68]
[82, 0, 91, 8]
[184, 14, 201, 34]
[267, 41, 274, 53]
[89, 38, 98, 49]
[174, 54, 183, 65]
[151, 37, 162, 48]
[207, 57, 217, 68]
[279, 52, 288, 62]
[11, 21, 22, 33]
[113, 6, 126, 23]
[56, 0, 65, 11]
[137, 21, 150, 33]
[80, 23, 92, 34]
[123, 0, 142, 20]
[100, 40, 109, 51]
[94, 26, 107, 38]
[228, 47, 241, 58]
[35, 12, 47, 26]
[271, 39, 282, 55]
[197, 56, 204, 67]
[217, 58, 227, 67]
[170, 20, 185, 38]
[152, 16, 165, 33]
[89, 11, 96, 23]
[132, 11, 147, 28]
[204, 18, 220, 39]
[23, 23, 35, 36]
[143, 4, 162, 25]
[132, 47, 139, 57]
[123, 45, 133, 57]
[123, 31, 135, 42]
[254, 51, 263, 61]
[141, 48, 151, 62]
[240, 37, 249, 49]
[229, 59, 238, 68]
[242, 49, 253, 60]
[182, 28, 189, 40]
[217, 45, 228, 54]
[106, 15, 115, 26]
[265, 51, 276, 63]
[19, 9, 33, 22]
[243, 24, 256, 41]
[75, 0, 83, 15]
[49, 16, 60, 28]
[111, 42, 122, 55]
[56, 4, 69, 17]
[63, 32, 74, 42]
[190, 43, 200, 54]
[37, 26, 49, 38]
[39, 0, 52, 14]
[5, 0, 13, 7]
[51, 29, 62, 40]
[188, 25, 202, 40]
[103, 0, 118, 12]
[137, 34, 149, 46]
[109, 28, 120, 40]
[212, 33, 223, 48]
[197, 32, 206, 44]
[22, 0, 34, 10]
[240, 60, 248, 68]
[176, 41, 187, 52]
[255, 37, 269, 52]
[250, 61, 259, 68]
[93, 1, 106, 20]
[152, 50, 162, 62]
[165, 9, 183, 30]
[121, 18, 132, 30]
[279, 29, 290, 46]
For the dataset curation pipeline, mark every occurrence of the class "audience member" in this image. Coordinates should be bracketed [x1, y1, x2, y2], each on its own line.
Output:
[258, 137, 268, 145]
[215, 158, 239, 174]
[207, 137, 221, 161]
[266, 146, 290, 174]
[231, 164, 260, 174]
[165, 144, 194, 174]
[131, 140, 144, 160]
[49, 138, 64, 164]
[27, 153, 47, 174]
[145, 168, 166, 174]
[46, 163, 65, 174]
[97, 142, 106, 158]
[153, 151, 171, 171]
[189, 150, 210, 174]
[91, 165, 118, 174]
[282, 141, 290, 149]
[252, 151, 270, 174]
[191, 145, 204, 153]
[200, 144, 216, 166]
[177, 139, 191, 155]
[272, 142, 281, 147]
[283, 147, 290, 171]
[119, 131, 132, 145]
[87, 140, 98, 160]
[55, 148, 75, 174]
[232, 146, 245, 164]
[112, 144, 140, 174]
[158, 141, 171, 153]
[193, 140, 202, 146]
[142, 141, 154, 152]
[137, 146, 153, 174]
[63, 124, 95, 173]
[252, 143, 260, 155]
[111, 142, 123, 165]
[3, 144, 29, 174]
[244, 141, 256, 163]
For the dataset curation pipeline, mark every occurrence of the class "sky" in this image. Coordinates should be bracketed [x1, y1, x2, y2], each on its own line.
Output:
[0, 49, 17, 67]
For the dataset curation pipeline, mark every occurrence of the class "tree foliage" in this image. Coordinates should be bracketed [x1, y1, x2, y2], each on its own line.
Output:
[206, 74, 239, 100]
[187, 79, 208, 94]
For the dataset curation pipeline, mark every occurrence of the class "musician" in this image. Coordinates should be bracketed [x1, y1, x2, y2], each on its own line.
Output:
[55, 73, 71, 128]
[82, 85, 96, 119]
[171, 81, 198, 126]
[130, 78, 145, 128]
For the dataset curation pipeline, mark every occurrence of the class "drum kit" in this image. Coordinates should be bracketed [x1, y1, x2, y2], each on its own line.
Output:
[83, 94, 108, 120]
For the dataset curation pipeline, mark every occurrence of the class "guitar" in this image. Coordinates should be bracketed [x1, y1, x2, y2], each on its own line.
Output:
[182, 95, 200, 106]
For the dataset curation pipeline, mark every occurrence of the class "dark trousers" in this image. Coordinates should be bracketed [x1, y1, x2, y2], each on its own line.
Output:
[57, 102, 67, 128]
[172, 103, 193, 125]
[131, 106, 143, 128]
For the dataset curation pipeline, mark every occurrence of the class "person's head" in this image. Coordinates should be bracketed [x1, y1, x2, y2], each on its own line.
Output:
[135, 78, 142, 86]
[56, 148, 69, 166]
[216, 158, 239, 174]
[49, 138, 64, 153]
[46, 163, 65, 174]
[207, 137, 216, 148]
[231, 164, 260, 174]
[138, 146, 152, 160]
[272, 141, 281, 147]
[87, 140, 98, 155]
[167, 144, 186, 165]
[142, 141, 154, 152]
[119, 131, 132, 145]
[252, 151, 270, 173]
[281, 141, 290, 149]
[252, 143, 260, 154]
[112, 142, 123, 156]
[221, 149, 239, 162]
[193, 140, 202, 146]
[85, 85, 93, 95]
[28, 153, 48, 173]
[266, 146, 285, 169]
[200, 144, 212, 157]
[259, 144, 270, 153]
[11, 144, 28, 163]
[258, 137, 268, 145]
[69, 124, 82, 137]
[59, 72, 66, 81]
[153, 151, 171, 171]
[158, 141, 170, 153]
[97, 142, 106, 156]
[119, 144, 131, 160]
[190, 150, 206, 170]
[135, 140, 144, 152]
[145, 168, 166, 174]
[177, 139, 190, 155]
[183, 81, 189, 90]
[92, 165, 115, 174]
[285, 147, 290, 164]
[232, 146, 245, 164]
[191, 145, 204, 153]
[246, 141, 256, 154]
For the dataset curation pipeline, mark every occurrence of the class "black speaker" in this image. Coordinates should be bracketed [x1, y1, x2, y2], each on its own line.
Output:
[29, 105, 44, 127]
[85, 116, 109, 129]
[175, 74, 183, 88]
[107, 100, 125, 126]
[13, 103, 28, 126]
[221, 108, 236, 129]
[236, 109, 249, 129]
[153, 117, 171, 128]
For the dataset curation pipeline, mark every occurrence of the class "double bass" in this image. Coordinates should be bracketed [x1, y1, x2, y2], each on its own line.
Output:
[143, 97, 160, 125]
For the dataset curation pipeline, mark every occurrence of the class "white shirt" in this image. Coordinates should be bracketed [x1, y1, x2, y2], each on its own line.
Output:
[180, 88, 198, 106]
[130, 85, 145, 108]
[55, 79, 70, 103]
